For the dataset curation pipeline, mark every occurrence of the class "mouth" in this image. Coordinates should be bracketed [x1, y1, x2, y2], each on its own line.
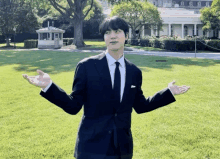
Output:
[110, 41, 118, 44]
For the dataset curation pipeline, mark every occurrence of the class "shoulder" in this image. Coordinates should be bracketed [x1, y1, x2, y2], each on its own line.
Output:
[125, 58, 142, 74]
[77, 52, 105, 66]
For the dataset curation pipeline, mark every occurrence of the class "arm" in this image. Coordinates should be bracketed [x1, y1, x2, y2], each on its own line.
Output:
[133, 70, 176, 114]
[40, 62, 86, 115]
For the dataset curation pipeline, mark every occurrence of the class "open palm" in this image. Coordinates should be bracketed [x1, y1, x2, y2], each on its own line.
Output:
[168, 81, 190, 95]
[22, 70, 51, 89]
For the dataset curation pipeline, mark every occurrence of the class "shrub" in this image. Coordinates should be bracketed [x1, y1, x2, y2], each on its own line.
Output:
[63, 38, 74, 45]
[204, 39, 220, 51]
[140, 39, 150, 47]
[24, 39, 38, 48]
[127, 39, 139, 45]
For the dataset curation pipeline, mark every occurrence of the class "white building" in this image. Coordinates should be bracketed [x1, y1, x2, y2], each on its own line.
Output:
[99, 0, 219, 39]
[36, 22, 65, 49]
[141, 0, 219, 39]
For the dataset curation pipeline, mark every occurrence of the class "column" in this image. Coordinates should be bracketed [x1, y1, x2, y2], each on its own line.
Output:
[194, 24, 197, 36]
[219, 30, 220, 39]
[129, 27, 132, 39]
[142, 25, 145, 38]
[182, 24, 184, 39]
[156, 25, 158, 36]
[169, 24, 171, 37]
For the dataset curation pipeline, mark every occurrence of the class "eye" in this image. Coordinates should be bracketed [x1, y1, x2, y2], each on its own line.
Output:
[116, 29, 121, 33]
[105, 31, 110, 35]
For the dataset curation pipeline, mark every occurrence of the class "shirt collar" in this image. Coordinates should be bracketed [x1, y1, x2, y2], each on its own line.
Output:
[105, 51, 125, 68]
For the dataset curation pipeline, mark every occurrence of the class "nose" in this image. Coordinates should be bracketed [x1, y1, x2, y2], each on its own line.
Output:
[110, 31, 117, 39]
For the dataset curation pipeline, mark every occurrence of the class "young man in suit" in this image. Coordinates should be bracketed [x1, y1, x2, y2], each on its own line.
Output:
[22, 16, 190, 159]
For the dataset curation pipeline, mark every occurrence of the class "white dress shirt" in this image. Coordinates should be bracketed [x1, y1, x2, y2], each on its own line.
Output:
[105, 52, 126, 102]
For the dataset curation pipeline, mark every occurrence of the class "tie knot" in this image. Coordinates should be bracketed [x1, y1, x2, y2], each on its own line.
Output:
[115, 62, 120, 68]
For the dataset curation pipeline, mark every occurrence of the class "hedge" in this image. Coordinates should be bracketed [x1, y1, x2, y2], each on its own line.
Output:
[24, 39, 38, 48]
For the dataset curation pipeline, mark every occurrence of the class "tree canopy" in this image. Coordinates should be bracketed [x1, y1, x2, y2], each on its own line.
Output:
[110, 1, 162, 39]
[105, 0, 147, 5]
[200, 0, 220, 32]
[0, 0, 39, 46]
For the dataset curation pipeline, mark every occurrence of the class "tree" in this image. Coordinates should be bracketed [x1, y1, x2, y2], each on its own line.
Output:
[110, 1, 163, 39]
[56, 0, 104, 39]
[48, 0, 95, 48]
[105, 0, 147, 5]
[200, 0, 220, 34]
[0, 0, 40, 46]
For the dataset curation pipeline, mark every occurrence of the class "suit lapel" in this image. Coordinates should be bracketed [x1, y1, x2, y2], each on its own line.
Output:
[121, 58, 133, 105]
[94, 52, 134, 110]
[94, 52, 113, 98]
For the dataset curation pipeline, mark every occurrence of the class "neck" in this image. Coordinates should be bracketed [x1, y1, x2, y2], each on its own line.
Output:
[107, 47, 124, 60]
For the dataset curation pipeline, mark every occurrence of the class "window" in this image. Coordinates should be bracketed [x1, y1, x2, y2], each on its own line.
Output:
[197, 1, 201, 7]
[181, 1, 184, 5]
[40, 33, 50, 40]
[184, 26, 188, 37]
[47, 33, 50, 40]
[52, 33, 54, 40]
[171, 25, 173, 37]
[59, 33, 62, 40]
[189, 2, 193, 6]
[206, 2, 210, 7]
[55, 33, 59, 39]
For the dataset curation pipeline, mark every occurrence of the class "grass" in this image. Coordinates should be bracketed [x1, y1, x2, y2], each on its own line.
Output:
[0, 42, 24, 49]
[1, 41, 219, 53]
[0, 49, 220, 158]
[125, 44, 166, 51]
[126, 44, 220, 53]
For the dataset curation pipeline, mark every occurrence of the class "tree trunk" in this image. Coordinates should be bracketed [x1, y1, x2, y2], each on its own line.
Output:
[6, 37, 11, 47]
[73, 18, 85, 48]
[132, 30, 137, 40]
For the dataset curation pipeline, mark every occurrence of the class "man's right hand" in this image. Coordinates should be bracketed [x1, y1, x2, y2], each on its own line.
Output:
[22, 69, 52, 89]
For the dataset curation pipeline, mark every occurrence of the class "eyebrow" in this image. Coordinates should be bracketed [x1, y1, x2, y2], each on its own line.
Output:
[106, 29, 120, 32]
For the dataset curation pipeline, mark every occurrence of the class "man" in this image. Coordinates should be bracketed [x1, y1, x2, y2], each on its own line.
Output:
[22, 16, 190, 159]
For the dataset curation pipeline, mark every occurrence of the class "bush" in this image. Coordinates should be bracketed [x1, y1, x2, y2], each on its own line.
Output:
[140, 39, 150, 47]
[127, 39, 139, 45]
[204, 40, 220, 51]
[24, 39, 38, 48]
[150, 38, 163, 48]
[63, 38, 74, 45]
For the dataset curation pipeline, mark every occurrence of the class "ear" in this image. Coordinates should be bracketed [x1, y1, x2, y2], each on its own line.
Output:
[125, 33, 129, 40]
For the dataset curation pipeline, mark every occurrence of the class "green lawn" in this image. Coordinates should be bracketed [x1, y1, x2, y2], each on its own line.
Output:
[1, 41, 219, 53]
[0, 50, 220, 159]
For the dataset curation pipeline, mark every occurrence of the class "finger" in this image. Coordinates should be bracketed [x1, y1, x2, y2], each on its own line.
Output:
[182, 86, 190, 90]
[22, 74, 28, 79]
[172, 80, 176, 84]
[37, 69, 44, 76]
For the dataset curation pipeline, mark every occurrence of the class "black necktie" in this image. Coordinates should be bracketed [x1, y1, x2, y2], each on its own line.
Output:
[113, 62, 120, 149]
[113, 62, 121, 104]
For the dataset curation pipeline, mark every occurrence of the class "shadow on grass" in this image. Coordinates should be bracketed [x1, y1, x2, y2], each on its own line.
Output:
[0, 50, 219, 75]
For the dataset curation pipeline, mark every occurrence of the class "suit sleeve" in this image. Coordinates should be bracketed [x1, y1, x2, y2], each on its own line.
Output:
[133, 69, 176, 114]
[40, 62, 86, 115]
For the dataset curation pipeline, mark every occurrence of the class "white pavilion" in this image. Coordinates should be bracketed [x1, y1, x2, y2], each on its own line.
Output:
[36, 22, 65, 49]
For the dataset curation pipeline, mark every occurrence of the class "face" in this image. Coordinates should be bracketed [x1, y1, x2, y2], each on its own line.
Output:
[104, 29, 128, 51]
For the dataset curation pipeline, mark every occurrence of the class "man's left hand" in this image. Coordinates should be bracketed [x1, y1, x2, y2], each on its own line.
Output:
[168, 80, 190, 95]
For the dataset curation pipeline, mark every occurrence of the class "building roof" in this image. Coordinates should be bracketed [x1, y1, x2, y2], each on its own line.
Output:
[36, 26, 65, 33]
[158, 7, 201, 17]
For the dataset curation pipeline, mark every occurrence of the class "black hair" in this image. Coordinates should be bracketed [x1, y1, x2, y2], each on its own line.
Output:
[99, 16, 129, 38]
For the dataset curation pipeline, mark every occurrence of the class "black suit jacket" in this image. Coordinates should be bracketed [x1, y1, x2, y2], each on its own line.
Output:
[40, 52, 176, 159]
